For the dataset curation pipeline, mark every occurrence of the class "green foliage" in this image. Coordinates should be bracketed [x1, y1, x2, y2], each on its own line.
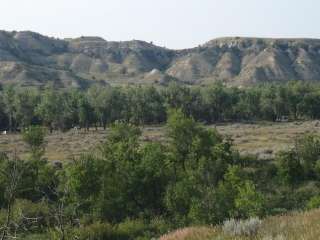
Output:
[12, 199, 50, 232]
[2, 85, 17, 131]
[65, 154, 103, 213]
[2, 81, 320, 239]
[2, 81, 320, 132]
[164, 110, 236, 225]
[14, 88, 39, 128]
[213, 166, 265, 220]
[277, 151, 303, 185]
[235, 181, 265, 218]
[307, 195, 320, 210]
[74, 222, 118, 240]
[98, 122, 168, 222]
[294, 134, 320, 178]
[116, 219, 150, 239]
[315, 160, 320, 179]
[35, 87, 63, 131]
[22, 125, 46, 160]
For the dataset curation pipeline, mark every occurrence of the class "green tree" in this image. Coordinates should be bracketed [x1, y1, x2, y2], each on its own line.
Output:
[295, 134, 320, 178]
[164, 109, 236, 224]
[298, 92, 320, 119]
[166, 109, 202, 173]
[235, 181, 265, 218]
[21, 126, 57, 201]
[277, 151, 303, 185]
[14, 88, 39, 128]
[98, 122, 168, 221]
[2, 85, 17, 132]
[202, 83, 232, 122]
[65, 154, 103, 215]
[78, 94, 94, 130]
[22, 126, 46, 161]
[36, 88, 63, 132]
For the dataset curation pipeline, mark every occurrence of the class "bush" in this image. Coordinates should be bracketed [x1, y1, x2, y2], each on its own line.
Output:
[149, 217, 172, 237]
[74, 222, 118, 240]
[277, 151, 303, 185]
[73, 219, 160, 240]
[307, 196, 320, 210]
[23, 233, 51, 240]
[315, 160, 320, 179]
[12, 199, 50, 232]
[22, 125, 46, 160]
[117, 219, 150, 239]
[235, 181, 265, 218]
[222, 217, 262, 236]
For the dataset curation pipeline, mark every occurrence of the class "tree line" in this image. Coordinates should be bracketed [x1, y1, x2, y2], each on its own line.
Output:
[1, 110, 320, 239]
[2, 81, 320, 132]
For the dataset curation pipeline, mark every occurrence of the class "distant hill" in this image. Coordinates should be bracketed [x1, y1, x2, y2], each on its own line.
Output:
[1, 30, 320, 87]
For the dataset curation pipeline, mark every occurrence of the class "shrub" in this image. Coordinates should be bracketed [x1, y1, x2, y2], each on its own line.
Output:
[294, 134, 320, 178]
[22, 125, 46, 160]
[315, 160, 320, 179]
[12, 199, 50, 232]
[116, 219, 150, 239]
[235, 181, 266, 218]
[74, 222, 118, 240]
[307, 195, 320, 210]
[149, 217, 172, 237]
[222, 217, 262, 236]
[277, 151, 303, 185]
[23, 233, 51, 240]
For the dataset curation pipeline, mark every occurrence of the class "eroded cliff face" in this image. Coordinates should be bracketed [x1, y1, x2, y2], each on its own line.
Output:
[1, 31, 320, 87]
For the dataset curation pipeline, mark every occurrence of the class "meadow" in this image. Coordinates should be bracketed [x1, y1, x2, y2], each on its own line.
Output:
[1, 121, 319, 161]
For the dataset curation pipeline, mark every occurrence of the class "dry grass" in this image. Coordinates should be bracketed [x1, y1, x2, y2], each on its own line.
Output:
[159, 227, 218, 240]
[159, 209, 320, 240]
[0, 129, 106, 161]
[213, 121, 320, 159]
[0, 121, 319, 161]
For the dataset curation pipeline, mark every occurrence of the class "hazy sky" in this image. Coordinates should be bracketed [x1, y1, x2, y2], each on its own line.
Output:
[1, 0, 319, 49]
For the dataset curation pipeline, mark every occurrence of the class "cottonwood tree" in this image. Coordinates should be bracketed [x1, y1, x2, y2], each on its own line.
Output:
[2, 86, 17, 132]
[0, 153, 24, 240]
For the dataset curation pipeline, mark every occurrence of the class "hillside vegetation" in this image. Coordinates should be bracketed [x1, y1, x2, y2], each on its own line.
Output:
[2, 31, 320, 86]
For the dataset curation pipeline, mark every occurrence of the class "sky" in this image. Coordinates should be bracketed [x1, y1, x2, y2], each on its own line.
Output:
[1, 0, 319, 49]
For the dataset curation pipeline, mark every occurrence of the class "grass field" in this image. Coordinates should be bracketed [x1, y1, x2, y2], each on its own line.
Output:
[159, 208, 320, 240]
[1, 121, 320, 161]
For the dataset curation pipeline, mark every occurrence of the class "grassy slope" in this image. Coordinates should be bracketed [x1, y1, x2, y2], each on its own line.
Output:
[160, 209, 320, 240]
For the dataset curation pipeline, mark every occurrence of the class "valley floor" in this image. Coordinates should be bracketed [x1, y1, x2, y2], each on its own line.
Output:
[1, 121, 320, 161]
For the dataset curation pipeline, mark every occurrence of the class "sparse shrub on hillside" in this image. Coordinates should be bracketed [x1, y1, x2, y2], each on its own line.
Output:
[222, 217, 262, 236]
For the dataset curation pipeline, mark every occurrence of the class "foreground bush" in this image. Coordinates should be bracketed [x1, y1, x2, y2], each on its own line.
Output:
[222, 217, 262, 237]
[306, 195, 320, 210]
[74, 222, 119, 240]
